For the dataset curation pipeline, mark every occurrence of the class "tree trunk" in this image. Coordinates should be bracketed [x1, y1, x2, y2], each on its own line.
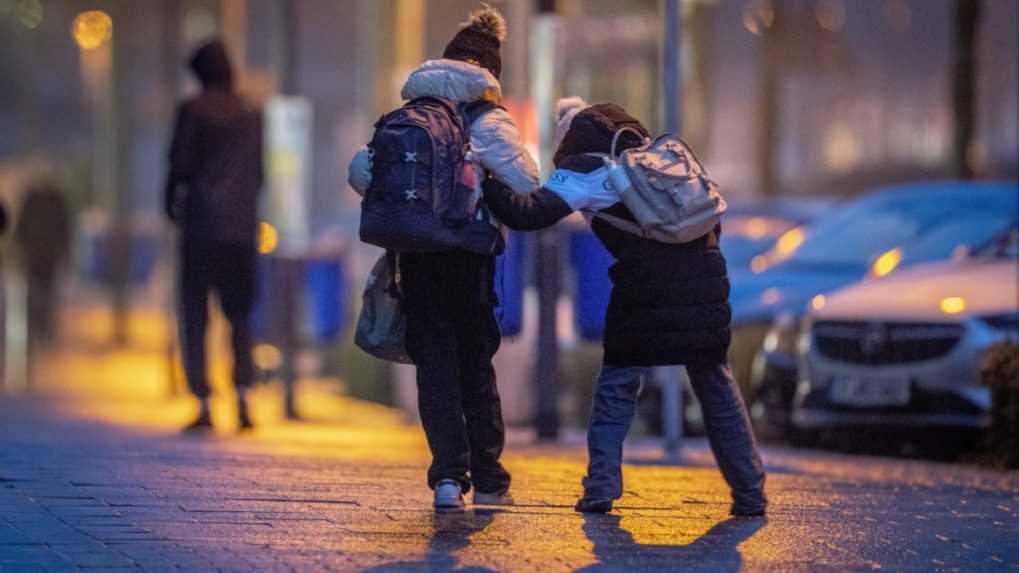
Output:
[755, 0, 784, 197]
[951, 0, 981, 179]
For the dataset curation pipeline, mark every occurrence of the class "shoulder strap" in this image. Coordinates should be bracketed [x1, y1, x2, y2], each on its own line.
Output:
[581, 209, 650, 239]
[462, 100, 502, 127]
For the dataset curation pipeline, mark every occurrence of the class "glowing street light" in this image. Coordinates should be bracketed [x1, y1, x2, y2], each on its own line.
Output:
[72, 10, 113, 51]
[259, 221, 279, 254]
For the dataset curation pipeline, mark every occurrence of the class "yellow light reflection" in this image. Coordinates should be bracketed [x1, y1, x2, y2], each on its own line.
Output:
[258, 221, 278, 254]
[16, 0, 43, 29]
[774, 228, 805, 258]
[751, 255, 768, 274]
[940, 297, 967, 315]
[760, 288, 781, 306]
[254, 344, 282, 371]
[742, 0, 775, 36]
[816, 0, 846, 33]
[72, 10, 113, 50]
[871, 247, 902, 278]
[745, 217, 769, 239]
[811, 294, 826, 311]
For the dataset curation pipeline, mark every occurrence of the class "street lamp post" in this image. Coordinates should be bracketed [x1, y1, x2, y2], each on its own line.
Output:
[658, 0, 685, 463]
[531, 0, 560, 441]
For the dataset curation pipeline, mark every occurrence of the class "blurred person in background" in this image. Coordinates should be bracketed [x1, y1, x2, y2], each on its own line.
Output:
[15, 179, 71, 347]
[349, 4, 539, 510]
[483, 100, 767, 517]
[164, 39, 263, 433]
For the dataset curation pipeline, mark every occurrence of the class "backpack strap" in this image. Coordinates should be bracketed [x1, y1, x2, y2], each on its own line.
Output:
[582, 209, 652, 240]
[385, 250, 402, 299]
[462, 100, 502, 127]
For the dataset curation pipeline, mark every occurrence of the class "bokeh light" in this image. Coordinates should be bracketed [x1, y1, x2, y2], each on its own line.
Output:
[760, 288, 782, 306]
[811, 294, 826, 311]
[816, 0, 846, 33]
[259, 222, 279, 254]
[871, 247, 902, 278]
[745, 217, 769, 239]
[72, 10, 113, 51]
[15, 0, 43, 29]
[774, 228, 805, 259]
[254, 344, 283, 371]
[940, 297, 967, 315]
[751, 255, 768, 274]
[742, 0, 775, 36]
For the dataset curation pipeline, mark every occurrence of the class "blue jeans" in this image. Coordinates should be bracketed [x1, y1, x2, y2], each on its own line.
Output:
[582, 362, 767, 514]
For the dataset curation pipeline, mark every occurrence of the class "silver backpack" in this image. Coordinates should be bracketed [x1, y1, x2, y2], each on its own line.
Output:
[587, 127, 727, 244]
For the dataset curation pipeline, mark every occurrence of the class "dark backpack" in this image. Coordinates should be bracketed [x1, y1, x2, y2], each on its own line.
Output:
[359, 97, 503, 255]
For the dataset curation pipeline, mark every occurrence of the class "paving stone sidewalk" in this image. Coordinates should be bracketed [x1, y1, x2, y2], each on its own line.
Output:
[1, 390, 1017, 573]
[1, 304, 1017, 572]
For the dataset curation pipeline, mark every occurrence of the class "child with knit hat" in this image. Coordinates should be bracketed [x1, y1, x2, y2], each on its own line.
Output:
[483, 99, 768, 517]
[349, 4, 538, 510]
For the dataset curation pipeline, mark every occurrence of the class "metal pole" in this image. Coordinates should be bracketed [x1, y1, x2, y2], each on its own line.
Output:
[951, 0, 981, 179]
[110, 2, 132, 347]
[663, 0, 682, 135]
[660, 0, 684, 460]
[163, 0, 182, 397]
[532, 0, 560, 440]
[278, 0, 300, 420]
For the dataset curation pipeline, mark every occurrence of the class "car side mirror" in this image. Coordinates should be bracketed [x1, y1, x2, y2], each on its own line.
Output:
[951, 245, 971, 261]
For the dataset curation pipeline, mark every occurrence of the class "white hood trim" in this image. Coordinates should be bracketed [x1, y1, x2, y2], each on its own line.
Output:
[400, 59, 503, 104]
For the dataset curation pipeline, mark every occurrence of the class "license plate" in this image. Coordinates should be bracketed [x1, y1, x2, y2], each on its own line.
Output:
[829, 376, 911, 407]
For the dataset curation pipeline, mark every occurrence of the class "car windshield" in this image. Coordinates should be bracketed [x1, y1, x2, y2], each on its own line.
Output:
[766, 189, 1016, 268]
[975, 228, 1019, 259]
[899, 217, 1018, 266]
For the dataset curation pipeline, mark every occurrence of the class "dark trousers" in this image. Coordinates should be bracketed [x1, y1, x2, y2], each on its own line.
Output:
[583, 362, 767, 514]
[180, 240, 256, 399]
[26, 272, 58, 344]
[400, 251, 510, 494]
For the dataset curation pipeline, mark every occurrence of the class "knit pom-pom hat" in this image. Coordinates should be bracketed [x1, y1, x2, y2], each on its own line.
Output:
[555, 97, 588, 148]
[442, 3, 507, 79]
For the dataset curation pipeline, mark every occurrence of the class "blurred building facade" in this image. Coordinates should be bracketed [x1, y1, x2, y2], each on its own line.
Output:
[1, 0, 1016, 225]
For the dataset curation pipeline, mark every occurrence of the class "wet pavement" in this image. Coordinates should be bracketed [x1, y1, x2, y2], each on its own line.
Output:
[0, 307, 1017, 572]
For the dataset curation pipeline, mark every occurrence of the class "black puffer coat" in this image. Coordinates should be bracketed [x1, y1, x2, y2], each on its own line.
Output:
[165, 40, 263, 246]
[484, 104, 731, 367]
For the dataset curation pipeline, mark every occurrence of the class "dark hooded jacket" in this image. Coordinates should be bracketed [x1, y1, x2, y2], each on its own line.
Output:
[165, 41, 263, 245]
[484, 104, 731, 367]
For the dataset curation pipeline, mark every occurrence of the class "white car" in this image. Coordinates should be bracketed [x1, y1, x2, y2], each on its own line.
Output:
[792, 235, 1019, 441]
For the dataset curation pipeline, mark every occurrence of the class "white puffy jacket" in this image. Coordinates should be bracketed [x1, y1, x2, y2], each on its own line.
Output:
[349, 59, 539, 196]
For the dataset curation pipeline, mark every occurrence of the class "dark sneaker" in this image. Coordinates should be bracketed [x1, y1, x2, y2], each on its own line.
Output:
[574, 497, 613, 514]
[473, 490, 514, 506]
[183, 412, 213, 433]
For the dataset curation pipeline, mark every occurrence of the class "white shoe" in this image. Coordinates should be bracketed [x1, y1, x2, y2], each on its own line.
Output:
[473, 490, 514, 506]
[434, 480, 465, 510]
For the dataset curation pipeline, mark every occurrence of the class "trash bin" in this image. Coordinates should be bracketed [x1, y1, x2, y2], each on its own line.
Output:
[495, 231, 526, 337]
[570, 229, 614, 341]
[251, 255, 275, 343]
[305, 255, 348, 342]
[78, 223, 158, 286]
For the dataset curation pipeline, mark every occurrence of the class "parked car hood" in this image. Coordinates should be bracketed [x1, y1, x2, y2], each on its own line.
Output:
[813, 259, 1019, 322]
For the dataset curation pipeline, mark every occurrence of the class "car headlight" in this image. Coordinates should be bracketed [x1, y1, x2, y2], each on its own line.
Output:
[762, 312, 800, 355]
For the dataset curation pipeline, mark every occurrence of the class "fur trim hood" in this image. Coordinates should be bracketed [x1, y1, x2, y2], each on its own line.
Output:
[400, 58, 503, 104]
